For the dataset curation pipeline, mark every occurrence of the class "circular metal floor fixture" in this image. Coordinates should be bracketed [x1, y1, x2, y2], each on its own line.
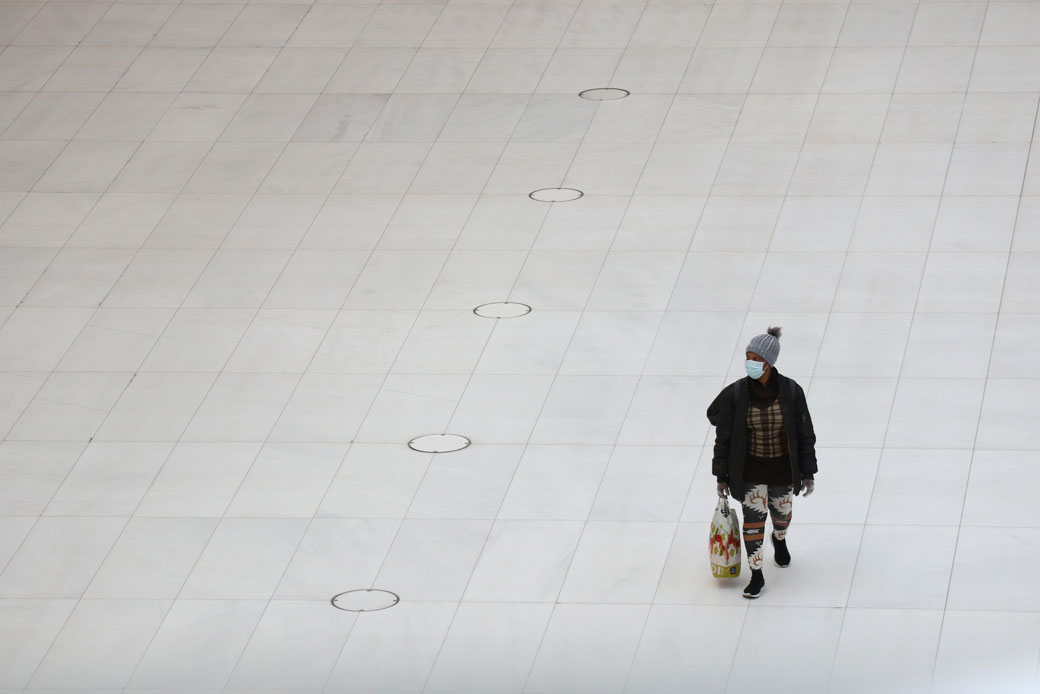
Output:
[529, 188, 583, 202]
[408, 433, 472, 453]
[331, 589, 400, 612]
[579, 87, 630, 101]
[473, 302, 532, 319]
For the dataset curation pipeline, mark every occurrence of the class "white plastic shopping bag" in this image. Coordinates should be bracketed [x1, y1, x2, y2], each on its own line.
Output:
[710, 496, 741, 579]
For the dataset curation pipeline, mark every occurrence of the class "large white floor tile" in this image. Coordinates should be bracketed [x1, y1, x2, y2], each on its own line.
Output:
[181, 373, 300, 442]
[618, 376, 717, 446]
[0, 443, 85, 518]
[136, 443, 261, 517]
[227, 600, 354, 691]
[29, 599, 169, 690]
[948, 526, 1040, 611]
[85, 517, 217, 599]
[407, 445, 522, 520]
[44, 441, 171, 516]
[828, 608, 943, 694]
[374, 519, 492, 602]
[529, 375, 639, 445]
[781, 448, 880, 526]
[590, 446, 698, 522]
[426, 602, 553, 694]
[464, 520, 584, 603]
[0, 517, 126, 598]
[225, 443, 346, 518]
[317, 444, 427, 519]
[726, 606, 842, 694]
[526, 604, 649, 694]
[327, 600, 454, 692]
[976, 379, 1040, 450]
[848, 525, 958, 609]
[867, 449, 971, 526]
[932, 610, 1040, 694]
[0, 599, 77, 689]
[962, 450, 1040, 527]
[127, 600, 267, 690]
[96, 372, 216, 442]
[498, 445, 612, 521]
[805, 377, 897, 449]
[275, 518, 400, 600]
[179, 518, 308, 600]
[627, 604, 746, 694]
[270, 373, 382, 443]
[558, 521, 674, 604]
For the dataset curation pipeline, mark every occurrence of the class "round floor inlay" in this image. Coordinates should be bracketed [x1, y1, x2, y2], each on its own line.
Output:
[408, 433, 472, 453]
[331, 589, 400, 612]
[474, 302, 532, 319]
[579, 87, 630, 101]
[529, 187, 583, 202]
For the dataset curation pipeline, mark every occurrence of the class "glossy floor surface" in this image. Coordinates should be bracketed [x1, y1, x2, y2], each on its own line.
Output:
[1, 0, 1039, 691]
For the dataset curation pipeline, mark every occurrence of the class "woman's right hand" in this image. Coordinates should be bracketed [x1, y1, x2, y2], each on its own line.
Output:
[717, 482, 729, 498]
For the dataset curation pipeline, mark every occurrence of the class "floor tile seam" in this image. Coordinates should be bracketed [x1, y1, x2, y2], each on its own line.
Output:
[827, 2, 994, 688]
[276, 0, 382, 97]
[0, 31, 135, 287]
[391, 0, 578, 317]
[249, 2, 494, 690]
[4, 473, 131, 689]
[1, 515, 1011, 529]
[317, 4, 482, 146]
[0, 439, 90, 578]
[800, 2, 938, 689]
[0, 53, 39, 139]
[0, 1, 203, 680]
[497, 6, 736, 689]
[13, 0, 245, 343]
[930, 1, 1036, 683]
[74, 22, 271, 452]
[699, 1, 856, 687]
[80, 3, 305, 689]
[415, 3, 659, 689]
[660, 21, 781, 322]
[7, 0, 116, 50]
[14, 436, 1040, 451]
[12, 597, 1040, 615]
[617, 0, 762, 680]
[350, 16, 580, 694]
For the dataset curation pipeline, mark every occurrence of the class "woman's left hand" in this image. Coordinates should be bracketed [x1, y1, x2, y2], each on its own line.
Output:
[800, 479, 814, 497]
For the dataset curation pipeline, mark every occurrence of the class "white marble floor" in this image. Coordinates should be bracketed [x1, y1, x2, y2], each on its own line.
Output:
[1, 0, 1039, 691]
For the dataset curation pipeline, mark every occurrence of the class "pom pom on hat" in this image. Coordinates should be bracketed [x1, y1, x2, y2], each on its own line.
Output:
[746, 326, 782, 366]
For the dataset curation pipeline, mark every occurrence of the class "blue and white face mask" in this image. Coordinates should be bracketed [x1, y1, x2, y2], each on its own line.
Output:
[745, 359, 766, 379]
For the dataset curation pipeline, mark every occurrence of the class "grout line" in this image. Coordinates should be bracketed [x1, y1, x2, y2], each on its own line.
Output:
[822, 1, 991, 690]
[4, 0, 249, 688]
[928, 0, 1033, 687]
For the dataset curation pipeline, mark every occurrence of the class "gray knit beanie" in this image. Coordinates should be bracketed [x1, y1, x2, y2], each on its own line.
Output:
[746, 326, 782, 366]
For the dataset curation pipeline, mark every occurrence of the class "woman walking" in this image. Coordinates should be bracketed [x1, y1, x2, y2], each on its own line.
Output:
[706, 327, 818, 598]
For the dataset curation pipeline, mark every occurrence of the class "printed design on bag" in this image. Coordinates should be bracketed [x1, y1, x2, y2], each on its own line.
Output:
[710, 499, 742, 579]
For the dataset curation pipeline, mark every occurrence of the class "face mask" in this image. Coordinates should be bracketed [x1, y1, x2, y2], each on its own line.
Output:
[745, 360, 765, 379]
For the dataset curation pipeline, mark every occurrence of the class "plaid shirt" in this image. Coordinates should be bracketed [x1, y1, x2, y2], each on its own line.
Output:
[746, 399, 788, 458]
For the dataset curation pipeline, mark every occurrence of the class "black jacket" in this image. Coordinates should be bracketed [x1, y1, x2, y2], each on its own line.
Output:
[706, 370, 818, 499]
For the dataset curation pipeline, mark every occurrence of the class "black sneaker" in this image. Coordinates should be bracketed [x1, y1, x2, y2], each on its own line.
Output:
[772, 535, 790, 568]
[742, 569, 765, 599]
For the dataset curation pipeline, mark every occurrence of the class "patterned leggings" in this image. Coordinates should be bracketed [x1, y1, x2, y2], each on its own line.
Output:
[741, 484, 793, 570]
